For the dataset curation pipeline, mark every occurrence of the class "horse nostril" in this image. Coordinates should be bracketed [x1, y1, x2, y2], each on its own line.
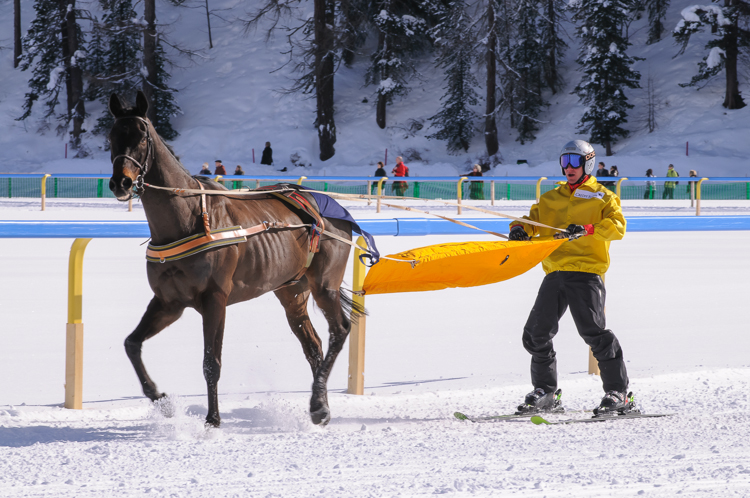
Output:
[121, 177, 133, 190]
[109, 179, 117, 192]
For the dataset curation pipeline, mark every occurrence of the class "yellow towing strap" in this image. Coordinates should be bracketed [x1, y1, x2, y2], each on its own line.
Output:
[362, 238, 565, 295]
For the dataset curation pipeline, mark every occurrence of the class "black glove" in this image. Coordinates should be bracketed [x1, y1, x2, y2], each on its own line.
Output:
[509, 225, 530, 241]
[564, 224, 587, 240]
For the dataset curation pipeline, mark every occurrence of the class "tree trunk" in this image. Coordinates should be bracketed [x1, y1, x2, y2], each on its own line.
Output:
[484, 4, 499, 157]
[60, 0, 86, 149]
[315, 0, 336, 160]
[143, 0, 158, 123]
[205, 0, 213, 49]
[723, 3, 745, 109]
[605, 140, 612, 156]
[545, 0, 558, 94]
[376, 31, 387, 129]
[14, 0, 21, 68]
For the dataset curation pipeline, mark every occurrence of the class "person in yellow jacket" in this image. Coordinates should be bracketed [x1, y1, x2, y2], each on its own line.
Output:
[509, 140, 632, 416]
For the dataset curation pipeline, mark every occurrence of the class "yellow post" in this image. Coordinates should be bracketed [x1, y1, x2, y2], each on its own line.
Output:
[128, 198, 133, 212]
[457, 177, 467, 215]
[367, 180, 372, 206]
[696, 178, 708, 216]
[616, 177, 628, 198]
[214, 175, 223, 182]
[256, 179, 260, 189]
[376, 177, 388, 214]
[41, 174, 51, 211]
[297, 176, 307, 185]
[348, 236, 367, 395]
[535, 177, 548, 204]
[491, 180, 495, 206]
[66, 238, 92, 409]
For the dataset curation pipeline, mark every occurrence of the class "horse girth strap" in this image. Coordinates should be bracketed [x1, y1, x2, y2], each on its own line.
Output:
[145, 221, 309, 263]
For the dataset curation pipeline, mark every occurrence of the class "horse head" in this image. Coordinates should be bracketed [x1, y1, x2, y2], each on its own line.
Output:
[108, 91, 153, 200]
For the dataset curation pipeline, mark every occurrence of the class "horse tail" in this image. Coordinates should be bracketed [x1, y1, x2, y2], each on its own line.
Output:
[339, 288, 367, 326]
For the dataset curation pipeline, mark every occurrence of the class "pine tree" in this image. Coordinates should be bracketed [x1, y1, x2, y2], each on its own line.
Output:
[149, 36, 181, 140]
[512, 0, 547, 143]
[18, 0, 87, 153]
[538, 0, 568, 93]
[646, 0, 669, 44]
[366, 0, 429, 129]
[89, 0, 143, 137]
[427, 0, 479, 153]
[572, 0, 641, 155]
[18, 0, 65, 124]
[673, 1, 750, 109]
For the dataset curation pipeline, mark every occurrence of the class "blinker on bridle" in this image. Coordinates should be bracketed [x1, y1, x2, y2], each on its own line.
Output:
[111, 116, 154, 195]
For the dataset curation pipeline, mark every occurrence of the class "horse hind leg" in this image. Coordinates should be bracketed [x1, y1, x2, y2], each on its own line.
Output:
[273, 279, 324, 375]
[125, 297, 185, 402]
[307, 285, 353, 426]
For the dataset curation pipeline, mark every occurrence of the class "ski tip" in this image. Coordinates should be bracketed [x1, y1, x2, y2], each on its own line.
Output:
[454, 412, 469, 421]
[530, 415, 551, 425]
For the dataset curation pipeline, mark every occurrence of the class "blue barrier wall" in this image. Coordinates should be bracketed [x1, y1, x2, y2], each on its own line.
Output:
[2, 216, 750, 238]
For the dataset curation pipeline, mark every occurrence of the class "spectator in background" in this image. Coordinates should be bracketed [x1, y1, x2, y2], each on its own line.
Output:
[391, 156, 409, 197]
[609, 165, 619, 179]
[199, 162, 211, 175]
[234, 165, 245, 175]
[467, 164, 485, 200]
[663, 164, 678, 199]
[645, 169, 656, 199]
[260, 142, 273, 166]
[372, 161, 387, 195]
[687, 170, 698, 196]
[596, 162, 609, 184]
[214, 160, 227, 176]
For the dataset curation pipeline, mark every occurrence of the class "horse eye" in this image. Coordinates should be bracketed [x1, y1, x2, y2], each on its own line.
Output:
[140, 137, 147, 144]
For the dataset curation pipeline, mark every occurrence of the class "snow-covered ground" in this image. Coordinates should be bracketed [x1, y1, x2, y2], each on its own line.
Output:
[2, 199, 750, 496]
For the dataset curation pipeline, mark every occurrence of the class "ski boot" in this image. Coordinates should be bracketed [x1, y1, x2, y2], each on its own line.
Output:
[516, 388, 564, 415]
[593, 391, 640, 416]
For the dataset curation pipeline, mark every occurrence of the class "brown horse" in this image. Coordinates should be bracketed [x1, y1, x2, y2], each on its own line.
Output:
[108, 91, 355, 427]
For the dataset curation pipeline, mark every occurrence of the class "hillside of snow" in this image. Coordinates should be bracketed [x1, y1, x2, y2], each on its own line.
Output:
[0, 0, 748, 179]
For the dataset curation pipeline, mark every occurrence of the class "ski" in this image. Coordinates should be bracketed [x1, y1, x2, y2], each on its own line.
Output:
[454, 411, 539, 423]
[530, 412, 673, 425]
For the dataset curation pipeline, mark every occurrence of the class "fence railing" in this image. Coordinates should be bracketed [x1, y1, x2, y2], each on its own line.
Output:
[2, 174, 749, 215]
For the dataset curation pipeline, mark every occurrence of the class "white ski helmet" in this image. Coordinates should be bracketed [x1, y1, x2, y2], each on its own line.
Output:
[559, 140, 596, 176]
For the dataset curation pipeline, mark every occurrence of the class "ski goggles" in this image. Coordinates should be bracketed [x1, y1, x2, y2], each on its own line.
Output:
[560, 153, 590, 169]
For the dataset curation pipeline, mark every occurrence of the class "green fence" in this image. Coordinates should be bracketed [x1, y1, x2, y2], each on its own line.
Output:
[2, 177, 749, 201]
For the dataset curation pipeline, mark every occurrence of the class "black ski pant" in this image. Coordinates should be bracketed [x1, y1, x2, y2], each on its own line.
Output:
[522, 271, 629, 394]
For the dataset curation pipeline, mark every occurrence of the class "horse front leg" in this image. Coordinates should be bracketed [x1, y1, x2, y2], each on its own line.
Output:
[199, 291, 228, 427]
[125, 297, 185, 401]
[309, 287, 352, 426]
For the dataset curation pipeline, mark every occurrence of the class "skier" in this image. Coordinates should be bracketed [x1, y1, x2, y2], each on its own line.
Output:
[508, 140, 631, 415]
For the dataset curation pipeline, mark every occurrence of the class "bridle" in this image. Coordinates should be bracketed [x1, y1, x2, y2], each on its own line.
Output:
[111, 116, 154, 195]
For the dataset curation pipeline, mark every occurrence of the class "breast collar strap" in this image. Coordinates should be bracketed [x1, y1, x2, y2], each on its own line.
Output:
[111, 116, 154, 190]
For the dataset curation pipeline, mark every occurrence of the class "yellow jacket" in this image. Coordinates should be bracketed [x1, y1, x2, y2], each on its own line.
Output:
[510, 176, 626, 275]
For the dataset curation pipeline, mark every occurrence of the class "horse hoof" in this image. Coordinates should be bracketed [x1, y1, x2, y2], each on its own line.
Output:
[205, 416, 221, 428]
[153, 395, 176, 418]
[310, 406, 331, 426]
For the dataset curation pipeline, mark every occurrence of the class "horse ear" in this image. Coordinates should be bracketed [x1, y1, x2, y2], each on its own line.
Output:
[109, 93, 124, 117]
[136, 90, 149, 117]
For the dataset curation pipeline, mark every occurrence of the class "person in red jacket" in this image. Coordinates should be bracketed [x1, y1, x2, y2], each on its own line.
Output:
[391, 157, 409, 196]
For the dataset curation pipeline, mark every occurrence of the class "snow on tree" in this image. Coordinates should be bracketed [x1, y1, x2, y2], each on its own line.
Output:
[427, 0, 479, 153]
[572, 0, 641, 155]
[673, 1, 750, 109]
